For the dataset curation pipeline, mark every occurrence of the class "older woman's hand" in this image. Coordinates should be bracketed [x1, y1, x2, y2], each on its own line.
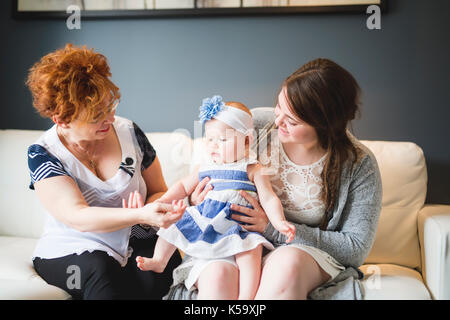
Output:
[124, 191, 185, 229]
[140, 200, 185, 229]
[122, 190, 145, 209]
[230, 190, 269, 234]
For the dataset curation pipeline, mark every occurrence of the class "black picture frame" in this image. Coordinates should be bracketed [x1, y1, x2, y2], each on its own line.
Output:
[12, 0, 387, 20]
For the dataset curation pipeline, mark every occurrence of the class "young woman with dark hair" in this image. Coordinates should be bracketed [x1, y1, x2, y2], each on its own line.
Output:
[167, 58, 382, 300]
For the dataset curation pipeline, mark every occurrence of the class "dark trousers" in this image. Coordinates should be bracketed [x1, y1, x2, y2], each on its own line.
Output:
[33, 236, 181, 300]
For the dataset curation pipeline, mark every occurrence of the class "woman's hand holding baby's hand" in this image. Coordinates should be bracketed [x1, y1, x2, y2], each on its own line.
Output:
[170, 199, 186, 216]
[154, 199, 186, 229]
[274, 220, 296, 243]
[141, 201, 184, 229]
[123, 191, 185, 229]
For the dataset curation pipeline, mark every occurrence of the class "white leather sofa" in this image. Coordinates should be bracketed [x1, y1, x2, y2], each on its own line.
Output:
[1, 109, 449, 300]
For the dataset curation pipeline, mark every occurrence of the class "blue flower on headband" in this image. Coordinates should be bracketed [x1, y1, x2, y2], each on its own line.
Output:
[199, 95, 225, 123]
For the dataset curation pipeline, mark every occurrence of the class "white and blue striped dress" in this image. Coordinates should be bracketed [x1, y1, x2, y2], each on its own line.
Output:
[157, 158, 273, 260]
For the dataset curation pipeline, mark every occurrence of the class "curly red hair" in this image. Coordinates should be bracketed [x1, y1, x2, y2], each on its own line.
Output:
[26, 43, 120, 124]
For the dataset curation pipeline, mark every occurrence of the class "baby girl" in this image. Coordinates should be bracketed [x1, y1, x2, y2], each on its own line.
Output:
[130, 96, 295, 300]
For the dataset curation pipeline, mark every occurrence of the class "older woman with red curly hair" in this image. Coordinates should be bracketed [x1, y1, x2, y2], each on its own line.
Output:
[26, 44, 184, 300]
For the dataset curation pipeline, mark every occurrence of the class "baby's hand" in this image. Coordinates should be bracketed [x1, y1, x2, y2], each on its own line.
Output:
[170, 199, 187, 216]
[274, 220, 296, 243]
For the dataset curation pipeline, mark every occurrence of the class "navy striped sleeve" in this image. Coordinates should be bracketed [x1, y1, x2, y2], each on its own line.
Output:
[133, 122, 156, 171]
[28, 144, 69, 190]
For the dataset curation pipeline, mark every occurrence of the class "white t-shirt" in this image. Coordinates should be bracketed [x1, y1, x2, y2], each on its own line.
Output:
[27, 116, 155, 266]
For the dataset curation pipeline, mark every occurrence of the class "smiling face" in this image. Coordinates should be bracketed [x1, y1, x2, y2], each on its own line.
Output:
[274, 87, 320, 147]
[57, 98, 117, 143]
[204, 119, 248, 164]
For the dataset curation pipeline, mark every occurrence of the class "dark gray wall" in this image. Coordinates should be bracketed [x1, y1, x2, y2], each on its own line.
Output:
[1, 0, 449, 204]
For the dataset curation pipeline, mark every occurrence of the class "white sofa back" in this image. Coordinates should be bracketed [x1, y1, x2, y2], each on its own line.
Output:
[0, 128, 427, 271]
[0, 130, 46, 238]
[362, 141, 427, 271]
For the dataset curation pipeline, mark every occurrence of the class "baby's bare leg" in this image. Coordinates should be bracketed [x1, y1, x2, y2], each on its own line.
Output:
[235, 245, 263, 300]
[136, 237, 176, 273]
[196, 261, 239, 300]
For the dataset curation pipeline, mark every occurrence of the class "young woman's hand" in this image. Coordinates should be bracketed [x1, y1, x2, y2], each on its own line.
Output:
[230, 190, 269, 234]
[189, 176, 213, 206]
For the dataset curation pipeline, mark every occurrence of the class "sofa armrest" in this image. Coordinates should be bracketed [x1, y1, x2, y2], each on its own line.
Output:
[418, 204, 450, 300]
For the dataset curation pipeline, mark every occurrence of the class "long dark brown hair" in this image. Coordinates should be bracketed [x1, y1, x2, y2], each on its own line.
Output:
[283, 58, 361, 230]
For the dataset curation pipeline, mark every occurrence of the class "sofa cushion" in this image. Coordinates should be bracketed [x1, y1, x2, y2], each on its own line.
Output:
[361, 141, 427, 270]
[0, 130, 47, 238]
[0, 236, 70, 299]
[360, 264, 431, 300]
[0, 279, 70, 300]
[146, 131, 192, 187]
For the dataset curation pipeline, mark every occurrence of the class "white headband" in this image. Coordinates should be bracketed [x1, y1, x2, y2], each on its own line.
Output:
[199, 95, 254, 136]
[213, 105, 253, 135]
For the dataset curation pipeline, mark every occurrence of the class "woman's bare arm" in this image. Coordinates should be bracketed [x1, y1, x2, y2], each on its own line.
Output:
[34, 175, 179, 233]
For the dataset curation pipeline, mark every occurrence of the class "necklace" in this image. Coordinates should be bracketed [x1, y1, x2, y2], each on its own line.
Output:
[87, 158, 98, 175]
[58, 128, 99, 176]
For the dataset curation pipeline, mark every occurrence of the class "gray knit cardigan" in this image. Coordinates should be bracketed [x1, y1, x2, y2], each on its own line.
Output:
[164, 109, 383, 300]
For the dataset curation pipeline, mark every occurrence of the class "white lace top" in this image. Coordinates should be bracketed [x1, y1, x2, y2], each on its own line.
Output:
[262, 138, 327, 227]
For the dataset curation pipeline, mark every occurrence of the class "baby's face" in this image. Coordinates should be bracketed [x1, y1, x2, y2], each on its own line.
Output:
[204, 119, 248, 164]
